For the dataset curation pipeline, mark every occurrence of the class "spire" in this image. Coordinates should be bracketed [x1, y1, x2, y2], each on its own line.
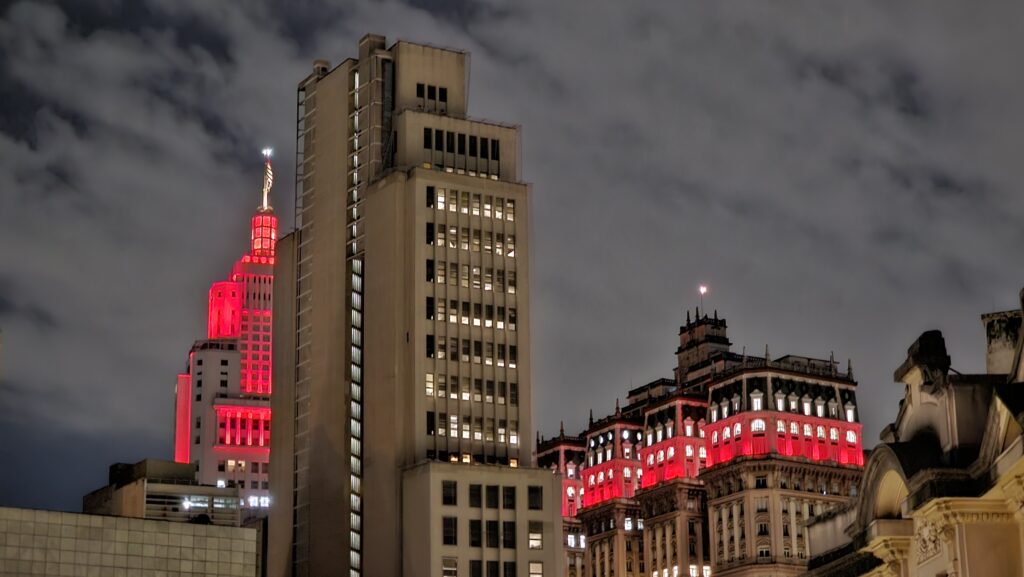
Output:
[615, 398, 621, 417]
[714, 309, 718, 320]
[261, 148, 274, 210]
[742, 345, 747, 367]
[589, 409, 594, 427]
[560, 421, 565, 436]
[536, 431, 541, 445]
[686, 310, 691, 324]
[830, 351, 836, 375]
[764, 344, 770, 365]
[847, 358, 854, 379]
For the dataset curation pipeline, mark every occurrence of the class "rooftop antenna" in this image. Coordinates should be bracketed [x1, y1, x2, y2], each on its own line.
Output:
[261, 147, 274, 210]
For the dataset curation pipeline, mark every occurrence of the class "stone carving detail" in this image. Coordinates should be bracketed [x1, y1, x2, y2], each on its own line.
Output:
[916, 520, 942, 560]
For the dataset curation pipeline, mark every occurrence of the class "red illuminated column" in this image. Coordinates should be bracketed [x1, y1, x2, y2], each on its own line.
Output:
[207, 281, 243, 339]
[173, 374, 192, 463]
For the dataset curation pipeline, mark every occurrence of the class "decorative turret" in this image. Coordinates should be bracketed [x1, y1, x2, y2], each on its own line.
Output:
[250, 149, 278, 259]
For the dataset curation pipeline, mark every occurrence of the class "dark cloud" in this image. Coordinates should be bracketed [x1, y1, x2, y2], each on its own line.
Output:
[1, 0, 1023, 511]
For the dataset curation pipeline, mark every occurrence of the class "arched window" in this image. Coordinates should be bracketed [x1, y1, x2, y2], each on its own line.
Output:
[803, 424, 812, 437]
[598, 472, 605, 483]
[623, 467, 631, 479]
[816, 425, 825, 439]
[733, 423, 742, 436]
[829, 428, 839, 442]
[846, 430, 857, 443]
[647, 454, 655, 466]
[668, 447, 675, 459]
[699, 447, 707, 459]
[776, 419, 786, 433]
[657, 450, 665, 463]
[589, 475, 595, 487]
[723, 427, 731, 440]
[712, 431, 719, 444]
[567, 487, 576, 498]
[685, 445, 694, 457]
[752, 419, 766, 432]
[790, 422, 799, 435]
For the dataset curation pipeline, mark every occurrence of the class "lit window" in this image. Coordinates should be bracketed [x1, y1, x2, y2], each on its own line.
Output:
[647, 454, 655, 466]
[722, 405, 729, 418]
[751, 394, 763, 411]
[776, 420, 786, 433]
[657, 429, 664, 443]
[846, 430, 857, 443]
[830, 427, 839, 441]
[690, 566, 698, 577]
[568, 534, 576, 548]
[817, 426, 825, 439]
[529, 522, 543, 549]
[529, 561, 543, 577]
[790, 422, 799, 435]
[712, 431, 719, 444]
[846, 407, 856, 422]
[733, 423, 741, 436]
[803, 401, 812, 416]
[703, 567, 712, 577]
[685, 445, 694, 457]
[816, 402, 825, 418]
[803, 424, 812, 437]
[647, 433, 654, 445]
[685, 423, 694, 436]
[711, 409, 717, 423]
[598, 472, 604, 483]
[752, 419, 766, 432]
[723, 427, 730, 440]
[667, 447, 675, 459]
[657, 450, 665, 463]
[699, 447, 706, 459]
[589, 475, 595, 487]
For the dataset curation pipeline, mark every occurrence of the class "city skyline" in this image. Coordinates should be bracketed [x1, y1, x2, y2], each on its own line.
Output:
[3, 0, 1024, 512]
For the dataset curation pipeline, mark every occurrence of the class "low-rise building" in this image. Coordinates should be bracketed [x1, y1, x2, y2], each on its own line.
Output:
[83, 459, 243, 527]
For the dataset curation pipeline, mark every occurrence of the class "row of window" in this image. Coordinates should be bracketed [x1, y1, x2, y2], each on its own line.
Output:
[644, 444, 707, 466]
[711, 393, 856, 423]
[427, 260, 518, 293]
[427, 224, 517, 258]
[424, 128, 500, 161]
[427, 187, 516, 221]
[426, 336, 519, 367]
[645, 423, 705, 446]
[709, 421, 857, 444]
[427, 412, 520, 445]
[442, 558, 544, 577]
[441, 481, 543, 509]
[216, 459, 267, 474]
[425, 374, 519, 405]
[427, 298, 516, 330]
[427, 451, 519, 467]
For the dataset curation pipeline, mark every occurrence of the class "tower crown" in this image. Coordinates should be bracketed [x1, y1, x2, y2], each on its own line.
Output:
[250, 150, 277, 259]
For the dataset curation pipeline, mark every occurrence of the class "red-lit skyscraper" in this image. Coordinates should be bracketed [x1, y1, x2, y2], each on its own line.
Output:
[173, 152, 277, 512]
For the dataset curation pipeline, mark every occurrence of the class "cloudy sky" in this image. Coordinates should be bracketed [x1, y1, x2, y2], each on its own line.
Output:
[1, 0, 1023, 510]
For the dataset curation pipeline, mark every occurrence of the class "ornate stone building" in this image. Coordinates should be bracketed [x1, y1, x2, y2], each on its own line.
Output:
[538, 426, 587, 577]
[802, 291, 1024, 577]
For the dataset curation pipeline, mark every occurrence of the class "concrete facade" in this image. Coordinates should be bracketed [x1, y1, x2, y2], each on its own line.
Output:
[0, 506, 259, 577]
[801, 296, 1024, 577]
[269, 34, 552, 577]
[82, 459, 243, 527]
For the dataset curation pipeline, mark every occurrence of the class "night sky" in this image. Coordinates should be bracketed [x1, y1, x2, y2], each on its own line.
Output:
[2, 0, 1023, 511]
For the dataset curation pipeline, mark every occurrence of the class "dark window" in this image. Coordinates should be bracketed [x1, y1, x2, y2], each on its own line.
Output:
[427, 85, 436, 100]
[220, 359, 228, 366]
[491, 140, 500, 161]
[426, 185, 435, 207]
[480, 137, 489, 159]
[423, 127, 432, 149]
[756, 476, 768, 489]
[502, 521, 516, 548]
[434, 129, 443, 151]
[510, 383, 518, 406]
[426, 223, 435, 245]
[469, 136, 477, 157]
[442, 517, 457, 545]
[427, 411, 435, 435]
[503, 487, 516, 509]
[442, 480, 457, 505]
[426, 259, 435, 282]
[446, 131, 454, 153]
[487, 561, 499, 577]
[486, 485, 499, 508]
[426, 297, 435, 320]
[470, 520, 482, 547]
[458, 133, 466, 155]
[219, 379, 228, 388]
[528, 486, 543, 510]
[426, 335, 435, 358]
[469, 484, 482, 507]
[416, 83, 425, 98]
[470, 560, 482, 577]
[486, 520, 499, 548]
[218, 461, 225, 472]
[503, 562, 516, 577]
[439, 87, 448, 103]
[196, 379, 202, 388]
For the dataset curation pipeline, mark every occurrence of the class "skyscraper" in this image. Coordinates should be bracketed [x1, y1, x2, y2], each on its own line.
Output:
[269, 35, 561, 577]
[173, 153, 278, 512]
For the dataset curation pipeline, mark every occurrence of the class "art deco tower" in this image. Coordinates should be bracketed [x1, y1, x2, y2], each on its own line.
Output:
[269, 35, 561, 577]
[173, 152, 277, 512]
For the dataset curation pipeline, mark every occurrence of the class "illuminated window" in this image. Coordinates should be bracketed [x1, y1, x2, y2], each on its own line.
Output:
[589, 475, 595, 487]
[568, 534, 576, 548]
[846, 407, 856, 422]
[776, 397, 785, 411]
[722, 427, 730, 440]
[710, 408, 717, 423]
[776, 420, 786, 433]
[803, 424, 812, 437]
[685, 423, 694, 436]
[733, 423, 741, 436]
[529, 562, 543, 577]
[846, 430, 857, 443]
[442, 557, 457, 577]
[598, 472, 604, 483]
[699, 447, 706, 459]
[790, 422, 799, 435]
[752, 419, 766, 432]
[623, 467, 631, 478]
[712, 431, 719, 444]
[624, 517, 633, 531]
[817, 426, 825, 439]
[647, 454, 655, 466]
[657, 450, 665, 463]
[529, 522, 543, 550]
[803, 400, 812, 416]
[685, 445, 694, 457]
[830, 427, 839, 441]
[690, 566, 698, 577]
[815, 400, 825, 418]
[668, 447, 675, 459]
[425, 373, 435, 396]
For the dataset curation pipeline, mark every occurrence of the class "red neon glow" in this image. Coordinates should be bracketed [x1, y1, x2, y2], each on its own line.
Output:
[173, 373, 192, 463]
[207, 281, 244, 339]
[639, 436, 705, 488]
[250, 212, 278, 257]
[216, 406, 272, 447]
[561, 477, 584, 517]
[703, 412, 864, 468]
[581, 459, 644, 508]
